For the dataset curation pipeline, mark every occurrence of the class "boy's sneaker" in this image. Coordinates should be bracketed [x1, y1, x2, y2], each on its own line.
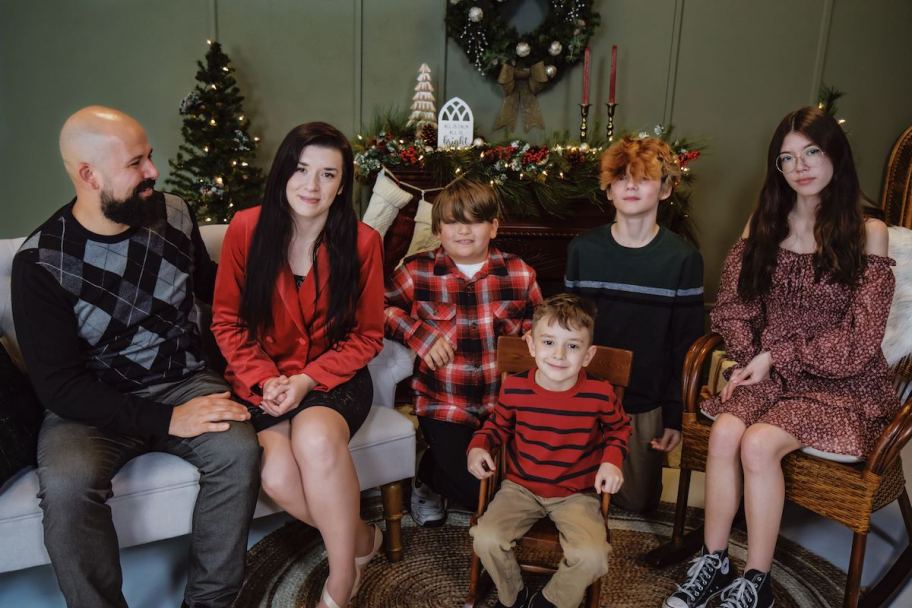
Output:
[663, 547, 735, 608]
[718, 570, 774, 608]
[495, 586, 532, 608]
[409, 478, 445, 527]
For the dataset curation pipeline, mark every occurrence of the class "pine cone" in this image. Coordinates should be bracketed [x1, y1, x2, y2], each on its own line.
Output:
[417, 123, 438, 148]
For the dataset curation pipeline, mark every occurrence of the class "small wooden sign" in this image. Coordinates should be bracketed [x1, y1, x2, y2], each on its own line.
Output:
[437, 97, 474, 148]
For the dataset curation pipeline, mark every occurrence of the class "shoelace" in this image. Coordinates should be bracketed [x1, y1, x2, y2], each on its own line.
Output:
[719, 578, 758, 608]
[675, 553, 721, 600]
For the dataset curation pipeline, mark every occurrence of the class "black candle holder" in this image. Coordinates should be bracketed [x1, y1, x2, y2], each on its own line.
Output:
[606, 102, 617, 141]
[579, 104, 591, 143]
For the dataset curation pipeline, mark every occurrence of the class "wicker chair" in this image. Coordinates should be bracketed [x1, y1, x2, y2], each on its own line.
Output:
[464, 336, 632, 608]
[881, 125, 912, 228]
[646, 126, 912, 607]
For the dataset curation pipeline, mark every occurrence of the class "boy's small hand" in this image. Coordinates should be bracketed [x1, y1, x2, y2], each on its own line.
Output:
[423, 336, 455, 370]
[595, 462, 623, 494]
[467, 447, 495, 480]
[650, 428, 681, 452]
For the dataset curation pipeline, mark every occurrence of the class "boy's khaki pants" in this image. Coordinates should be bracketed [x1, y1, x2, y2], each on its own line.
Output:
[470, 480, 611, 608]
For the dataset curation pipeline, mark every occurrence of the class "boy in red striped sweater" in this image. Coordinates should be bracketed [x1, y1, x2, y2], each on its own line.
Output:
[467, 294, 631, 608]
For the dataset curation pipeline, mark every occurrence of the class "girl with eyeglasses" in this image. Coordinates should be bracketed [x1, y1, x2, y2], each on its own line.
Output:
[664, 107, 899, 608]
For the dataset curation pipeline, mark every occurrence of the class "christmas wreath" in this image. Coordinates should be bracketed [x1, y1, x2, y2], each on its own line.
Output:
[446, 0, 599, 131]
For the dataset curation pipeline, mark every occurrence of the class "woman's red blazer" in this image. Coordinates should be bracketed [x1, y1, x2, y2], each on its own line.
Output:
[211, 206, 384, 405]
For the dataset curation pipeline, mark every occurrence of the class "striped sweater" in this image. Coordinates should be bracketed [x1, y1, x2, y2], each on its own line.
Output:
[468, 369, 631, 498]
[565, 224, 704, 429]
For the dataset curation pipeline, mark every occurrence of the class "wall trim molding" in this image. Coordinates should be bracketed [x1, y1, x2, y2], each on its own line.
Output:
[208, 0, 219, 41]
[810, 0, 834, 103]
[354, 0, 364, 134]
[663, 0, 685, 127]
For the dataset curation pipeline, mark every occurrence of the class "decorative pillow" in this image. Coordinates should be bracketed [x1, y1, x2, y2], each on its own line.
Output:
[883, 226, 912, 366]
[382, 197, 418, 278]
[402, 198, 440, 261]
[0, 341, 43, 486]
[362, 170, 414, 237]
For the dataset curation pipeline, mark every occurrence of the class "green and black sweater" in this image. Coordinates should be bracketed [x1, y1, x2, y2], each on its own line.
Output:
[564, 225, 704, 430]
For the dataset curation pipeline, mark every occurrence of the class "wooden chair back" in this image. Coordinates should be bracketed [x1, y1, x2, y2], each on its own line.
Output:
[881, 125, 912, 228]
[494, 335, 632, 399]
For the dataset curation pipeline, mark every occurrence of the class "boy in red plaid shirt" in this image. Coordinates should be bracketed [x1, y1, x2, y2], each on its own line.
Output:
[385, 179, 543, 526]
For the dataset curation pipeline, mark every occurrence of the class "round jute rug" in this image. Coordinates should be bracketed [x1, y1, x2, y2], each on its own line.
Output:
[233, 500, 845, 607]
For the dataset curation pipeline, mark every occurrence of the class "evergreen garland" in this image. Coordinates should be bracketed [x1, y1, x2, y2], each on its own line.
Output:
[354, 111, 703, 245]
[166, 41, 265, 223]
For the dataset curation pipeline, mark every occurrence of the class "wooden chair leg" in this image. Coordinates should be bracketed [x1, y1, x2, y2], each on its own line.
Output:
[900, 489, 912, 540]
[644, 467, 704, 567]
[586, 578, 601, 608]
[464, 551, 489, 608]
[380, 480, 405, 562]
[672, 467, 693, 542]
[858, 491, 912, 608]
[844, 531, 868, 608]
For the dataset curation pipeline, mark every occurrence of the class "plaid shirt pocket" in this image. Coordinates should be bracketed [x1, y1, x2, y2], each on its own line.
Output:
[416, 301, 457, 342]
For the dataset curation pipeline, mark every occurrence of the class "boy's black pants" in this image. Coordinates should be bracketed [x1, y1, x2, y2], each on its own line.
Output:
[417, 416, 480, 510]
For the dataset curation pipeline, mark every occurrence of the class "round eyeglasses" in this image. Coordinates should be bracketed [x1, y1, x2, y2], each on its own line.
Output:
[776, 146, 826, 173]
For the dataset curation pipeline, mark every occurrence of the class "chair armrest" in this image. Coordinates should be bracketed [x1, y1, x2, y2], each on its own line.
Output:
[866, 397, 912, 475]
[682, 333, 724, 414]
[474, 447, 504, 517]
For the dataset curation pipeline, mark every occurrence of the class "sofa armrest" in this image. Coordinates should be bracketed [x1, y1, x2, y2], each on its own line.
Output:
[367, 339, 415, 408]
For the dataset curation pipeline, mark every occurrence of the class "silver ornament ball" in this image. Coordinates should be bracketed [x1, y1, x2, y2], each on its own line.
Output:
[515, 42, 531, 57]
[472, 137, 486, 147]
[545, 65, 557, 78]
[548, 41, 562, 56]
[468, 6, 483, 22]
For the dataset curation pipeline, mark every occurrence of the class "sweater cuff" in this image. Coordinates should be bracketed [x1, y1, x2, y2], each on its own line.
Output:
[144, 401, 177, 438]
[768, 341, 798, 375]
[601, 446, 625, 470]
[662, 402, 682, 431]
[467, 432, 493, 454]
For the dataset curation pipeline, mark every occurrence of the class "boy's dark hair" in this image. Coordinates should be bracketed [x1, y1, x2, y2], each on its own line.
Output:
[431, 179, 501, 233]
[532, 294, 597, 339]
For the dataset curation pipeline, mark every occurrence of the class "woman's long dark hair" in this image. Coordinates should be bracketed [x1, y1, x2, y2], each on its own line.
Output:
[739, 106, 866, 300]
[240, 122, 359, 348]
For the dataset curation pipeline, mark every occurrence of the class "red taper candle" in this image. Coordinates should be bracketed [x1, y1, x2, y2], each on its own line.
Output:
[582, 47, 591, 106]
[609, 45, 618, 104]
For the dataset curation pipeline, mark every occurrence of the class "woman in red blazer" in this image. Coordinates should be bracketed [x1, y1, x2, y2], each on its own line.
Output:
[212, 122, 384, 608]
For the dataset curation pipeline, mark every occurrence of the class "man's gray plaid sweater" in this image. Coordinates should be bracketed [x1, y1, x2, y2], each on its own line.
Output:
[17, 193, 207, 392]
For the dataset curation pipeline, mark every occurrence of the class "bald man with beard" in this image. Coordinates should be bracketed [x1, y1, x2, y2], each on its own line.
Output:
[11, 106, 260, 608]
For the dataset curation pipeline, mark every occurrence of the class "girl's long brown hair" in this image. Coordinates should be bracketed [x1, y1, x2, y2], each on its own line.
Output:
[739, 107, 866, 300]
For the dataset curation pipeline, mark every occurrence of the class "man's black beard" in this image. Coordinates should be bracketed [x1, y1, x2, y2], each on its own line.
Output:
[101, 179, 161, 228]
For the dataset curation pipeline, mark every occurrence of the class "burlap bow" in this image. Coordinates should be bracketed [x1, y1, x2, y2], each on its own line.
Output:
[494, 62, 548, 132]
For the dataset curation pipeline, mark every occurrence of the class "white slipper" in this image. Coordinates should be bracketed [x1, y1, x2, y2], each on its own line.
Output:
[351, 523, 383, 598]
[321, 581, 345, 608]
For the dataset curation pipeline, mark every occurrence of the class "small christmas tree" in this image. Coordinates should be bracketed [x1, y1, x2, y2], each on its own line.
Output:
[167, 41, 265, 224]
[406, 63, 437, 129]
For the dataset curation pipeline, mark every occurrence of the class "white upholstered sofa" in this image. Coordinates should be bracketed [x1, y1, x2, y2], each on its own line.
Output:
[0, 224, 417, 573]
